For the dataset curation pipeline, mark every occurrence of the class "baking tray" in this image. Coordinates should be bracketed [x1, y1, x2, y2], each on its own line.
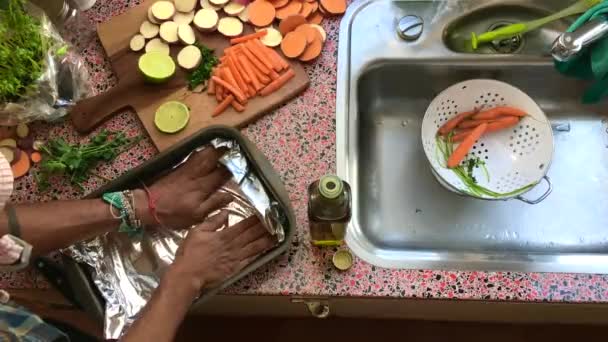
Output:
[62, 125, 295, 323]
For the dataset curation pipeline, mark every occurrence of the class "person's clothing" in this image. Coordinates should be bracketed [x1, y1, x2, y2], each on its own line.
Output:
[0, 302, 69, 342]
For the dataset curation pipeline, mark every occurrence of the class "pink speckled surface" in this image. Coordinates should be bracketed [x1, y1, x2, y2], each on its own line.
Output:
[2, 0, 608, 303]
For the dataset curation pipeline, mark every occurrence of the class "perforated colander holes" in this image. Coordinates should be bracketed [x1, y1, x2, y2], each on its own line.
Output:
[463, 142, 490, 165]
[474, 92, 505, 108]
[434, 99, 460, 128]
[496, 172, 531, 192]
[509, 124, 541, 156]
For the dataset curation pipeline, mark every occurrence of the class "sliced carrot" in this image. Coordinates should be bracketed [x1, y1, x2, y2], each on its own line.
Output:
[281, 31, 307, 58]
[232, 53, 251, 84]
[241, 44, 271, 75]
[276, 0, 302, 20]
[245, 40, 274, 72]
[437, 107, 480, 136]
[249, 0, 276, 27]
[212, 76, 247, 103]
[231, 99, 246, 112]
[271, 0, 289, 8]
[222, 68, 245, 102]
[278, 14, 307, 35]
[260, 68, 296, 96]
[253, 39, 283, 71]
[213, 69, 224, 101]
[447, 123, 488, 168]
[230, 30, 268, 44]
[241, 50, 272, 83]
[452, 116, 520, 142]
[208, 76, 216, 95]
[308, 11, 324, 25]
[30, 151, 42, 163]
[264, 46, 290, 70]
[226, 55, 248, 97]
[11, 149, 30, 179]
[238, 54, 264, 90]
[472, 106, 527, 120]
[213, 95, 235, 117]
[299, 35, 322, 61]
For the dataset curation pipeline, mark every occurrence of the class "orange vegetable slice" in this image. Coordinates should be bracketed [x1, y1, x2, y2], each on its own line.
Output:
[295, 23, 319, 43]
[279, 14, 307, 35]
[11, 149, 30, 179]
[276, 0, 302, 20]
[249, 0, 276, 27]
[299, 1, 314, 17]
[30, 152, 42, 163]
[298, 35, 322, 61]
[270, 0, 289, 8]
[308, 11, 324, 25]
[280, 31, 307, 58]
[319, 0, 345, 15]
[308, 1, 318, 16]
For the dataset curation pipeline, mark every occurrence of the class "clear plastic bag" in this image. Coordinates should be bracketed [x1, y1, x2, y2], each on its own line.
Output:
[0, 2, 91, 125]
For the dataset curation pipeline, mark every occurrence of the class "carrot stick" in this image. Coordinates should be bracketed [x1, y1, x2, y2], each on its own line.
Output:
[447, 123, 488, 168]
[243, 53, 271, 84]
[208, 78, 216, 95]
[452, 116, 520, 142]
[246, 82, 257, 96]
[221, 67, 243, 97]
[232, 53, 251, 84]
[231, 99, 245, 112]
[265, 46, 289, 70]
[241, 44, 271, 75]
[213, 95, 235, 117]
[230, 30, 268, 44]
[226, 55, 248, 98]
[472, 106, 527, 120]
[260, 69, 296, 96]
[238, 55, 264, 91]
[30, 152, 42, 163]
[212, 76, 247, 103]
[438, 107, 480, 135]
[269, 69, 280, 80]
[253, 40, 283, 72]
[245, 41, 274, 72]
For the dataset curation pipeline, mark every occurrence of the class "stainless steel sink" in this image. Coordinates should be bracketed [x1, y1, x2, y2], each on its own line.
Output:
[336, 0, 608, 273]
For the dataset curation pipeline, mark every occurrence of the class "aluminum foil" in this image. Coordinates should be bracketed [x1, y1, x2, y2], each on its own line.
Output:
[67, 138, 285, 339]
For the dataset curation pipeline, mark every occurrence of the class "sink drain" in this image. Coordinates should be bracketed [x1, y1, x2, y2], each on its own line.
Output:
[487, 22, 524, 54]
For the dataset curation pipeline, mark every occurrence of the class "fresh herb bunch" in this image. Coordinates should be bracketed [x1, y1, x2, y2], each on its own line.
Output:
[36, 130, 141, 190]
[0, 0, 48, 103]
[187, 43, 218, 90]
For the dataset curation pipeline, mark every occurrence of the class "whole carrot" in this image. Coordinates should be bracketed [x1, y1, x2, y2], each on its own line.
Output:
[457, 118, 496, 129]
[438, 107, 480, 136]
[452, 116, 519, 142]
[472, 106, 527, 120]
[448, 123, 488, 168]
[213, 95, 234, 117]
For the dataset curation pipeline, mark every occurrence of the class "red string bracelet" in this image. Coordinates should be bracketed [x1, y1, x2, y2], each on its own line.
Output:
[141, 182, 163, 226]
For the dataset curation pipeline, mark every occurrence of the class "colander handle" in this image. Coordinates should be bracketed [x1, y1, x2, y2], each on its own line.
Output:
[516, 176, 552, 205]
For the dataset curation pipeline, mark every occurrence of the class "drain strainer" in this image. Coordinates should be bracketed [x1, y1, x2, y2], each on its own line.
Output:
[487, 22, 524, 54]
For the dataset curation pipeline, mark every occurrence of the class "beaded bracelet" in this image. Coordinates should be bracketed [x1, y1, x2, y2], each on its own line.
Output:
[102, 191, 142, 237]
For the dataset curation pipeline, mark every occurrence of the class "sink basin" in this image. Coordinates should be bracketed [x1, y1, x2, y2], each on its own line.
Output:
[337, 0, 608, 273]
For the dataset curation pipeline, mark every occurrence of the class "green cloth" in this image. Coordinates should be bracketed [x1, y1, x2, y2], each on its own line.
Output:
[554, 1, 608, 103]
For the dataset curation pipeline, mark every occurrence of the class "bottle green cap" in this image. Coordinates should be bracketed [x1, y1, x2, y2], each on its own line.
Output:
[319, 175, 343, 199]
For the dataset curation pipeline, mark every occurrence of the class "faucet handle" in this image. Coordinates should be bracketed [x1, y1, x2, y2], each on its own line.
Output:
[552, 18, 608, 62]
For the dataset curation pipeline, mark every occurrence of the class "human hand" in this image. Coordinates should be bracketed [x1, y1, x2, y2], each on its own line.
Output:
[134, 147, 233, 229]
[162, 212, 275, 297]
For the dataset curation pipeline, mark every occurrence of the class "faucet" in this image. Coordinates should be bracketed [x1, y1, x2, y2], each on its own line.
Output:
[551, 17, 608, 61]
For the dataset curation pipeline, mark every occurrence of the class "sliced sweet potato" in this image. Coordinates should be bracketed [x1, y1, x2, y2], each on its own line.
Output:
[249, 0, 276, 27]
[145, 38, 171, 55]
[238, 4, 250, 22]
[299, 1, 314, 17]
[148, 6, 161, 24]
[271, 0, 289, 8]
[140, 20, 160, 39]
[178, 24, 196, 44]
[159, 21, 179, 43]
[0, 147, 14, 164]
[200, 0, 223, 11]
[151, 1, 176, 21]
[130, 34, 146, 52]
[319, 0, 346, 15]
[308, 11, 323, 25]
[175, 0, 197, 12]
[276, 0, 302, 20]
[11, 149, 30, 179]
[298, 35, 322, 61]
[278, 14, 307, 35]
[257, 26, 283, 47]
[295, 23, 318, 43]
[194, 8, 219, 32]
[224, 1, 245, 15]
[280, 31, 307, 58]
[218, 17, 244, 37]
[210, 0, 230, 6]
[310, 24, 326, 42]
[177, 45, 202, 70]
[308, 1, 318, 15]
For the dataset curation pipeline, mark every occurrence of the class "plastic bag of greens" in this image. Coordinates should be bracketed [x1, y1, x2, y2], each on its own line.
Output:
[0, 0, 90, 125]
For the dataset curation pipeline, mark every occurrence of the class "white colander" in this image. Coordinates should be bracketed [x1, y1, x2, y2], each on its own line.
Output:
[421, 79, 554, 204]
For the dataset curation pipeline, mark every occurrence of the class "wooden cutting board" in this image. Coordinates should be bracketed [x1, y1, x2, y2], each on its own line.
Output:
[70, 0, 309, 151]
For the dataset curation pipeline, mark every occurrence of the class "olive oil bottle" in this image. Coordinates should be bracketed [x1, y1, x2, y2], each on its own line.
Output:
[308, 175, 352, 246]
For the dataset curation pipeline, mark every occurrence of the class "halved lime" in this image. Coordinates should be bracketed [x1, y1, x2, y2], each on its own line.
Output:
[154, 101, 190, 133]
[138, 52, 176, 83]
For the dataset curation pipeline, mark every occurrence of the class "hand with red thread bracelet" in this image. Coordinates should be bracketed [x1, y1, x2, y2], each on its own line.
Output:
[133, 147, 233, 229]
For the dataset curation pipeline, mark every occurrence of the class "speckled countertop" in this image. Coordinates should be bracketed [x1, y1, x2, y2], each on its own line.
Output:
[2, 0, 608, 303]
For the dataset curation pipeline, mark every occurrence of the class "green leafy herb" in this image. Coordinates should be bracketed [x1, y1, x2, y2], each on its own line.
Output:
[435, 136, 534, 198]
[36, 130, 141, 190]
[187, 43, 219, 90]
[0, 0, 48, 102]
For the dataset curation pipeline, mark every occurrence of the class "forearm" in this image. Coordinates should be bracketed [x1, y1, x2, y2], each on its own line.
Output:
[0, 190, 149, 256]
[122, 265, 198, 342]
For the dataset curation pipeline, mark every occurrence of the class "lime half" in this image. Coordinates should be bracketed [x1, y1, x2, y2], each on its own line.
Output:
[154, 101, 190, 134]
[138, 52, 176, 83]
